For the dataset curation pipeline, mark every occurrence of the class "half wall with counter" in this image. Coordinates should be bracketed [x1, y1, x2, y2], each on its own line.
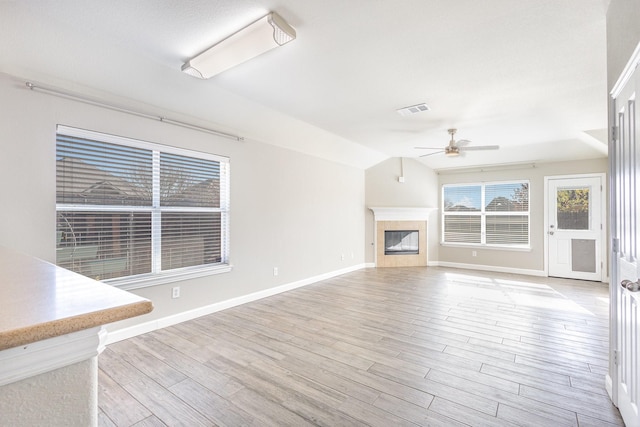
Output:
[0, 247, 152, 426]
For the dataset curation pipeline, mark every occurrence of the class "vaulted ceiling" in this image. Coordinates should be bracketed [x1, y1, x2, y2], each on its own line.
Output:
[0, 0, 610, 170]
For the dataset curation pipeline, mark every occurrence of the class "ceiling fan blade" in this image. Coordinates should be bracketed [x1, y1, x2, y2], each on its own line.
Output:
[456, 139, 471, 147]
[419, 150, 445, 157]
[460, 145, 500, 151]
[415, 147, 444, 150]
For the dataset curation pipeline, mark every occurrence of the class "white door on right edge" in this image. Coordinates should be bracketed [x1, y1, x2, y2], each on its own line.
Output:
[611, 55, 640, 427]
[547, 176, 602, 281]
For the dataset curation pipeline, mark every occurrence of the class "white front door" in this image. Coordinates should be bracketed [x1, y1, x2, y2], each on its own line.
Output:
[547, 175, 603, 281]
[609, 48, 640, 427]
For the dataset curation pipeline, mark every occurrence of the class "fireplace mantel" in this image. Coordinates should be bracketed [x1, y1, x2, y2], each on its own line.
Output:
[369, 207, 437, 221]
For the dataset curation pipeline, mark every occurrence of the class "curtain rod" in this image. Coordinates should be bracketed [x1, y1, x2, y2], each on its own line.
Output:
[25, 82, 244, 142]
[436, 162, 537, 175]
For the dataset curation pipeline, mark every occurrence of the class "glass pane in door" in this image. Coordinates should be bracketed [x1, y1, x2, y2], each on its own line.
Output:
[557, 187, 590, 230]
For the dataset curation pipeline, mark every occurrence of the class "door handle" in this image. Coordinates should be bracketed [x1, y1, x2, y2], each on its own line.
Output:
[621, 280, 640, 292]
[549, 231, 554, 236]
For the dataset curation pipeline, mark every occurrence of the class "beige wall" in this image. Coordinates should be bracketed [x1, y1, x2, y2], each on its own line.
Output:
[364, 157, 439, 264]
[0, 72, 366, 331]
[437, 159, 608, 273]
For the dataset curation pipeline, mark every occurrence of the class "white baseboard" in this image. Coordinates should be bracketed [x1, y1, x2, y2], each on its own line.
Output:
[105, 263, 368, 345]
[429, 261, 546, 277]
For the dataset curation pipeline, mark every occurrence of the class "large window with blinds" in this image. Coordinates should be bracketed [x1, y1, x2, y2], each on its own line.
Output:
[56, 126, 230, 287]
[442, 181, 529, 247]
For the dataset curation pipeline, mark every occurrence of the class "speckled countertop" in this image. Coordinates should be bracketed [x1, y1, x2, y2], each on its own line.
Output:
[0, 247, 153, 351]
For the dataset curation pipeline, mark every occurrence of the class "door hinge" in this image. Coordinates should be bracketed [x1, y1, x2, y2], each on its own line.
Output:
[611, 126, 618, 141]
[614, 349, 619, 366]
[613, 237, 620, 252]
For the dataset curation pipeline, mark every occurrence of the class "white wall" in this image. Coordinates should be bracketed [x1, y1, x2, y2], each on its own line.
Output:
[0, 72, 366, 332]
[0, 358, 97, 427]
[365, 158, 439, 264]
[607, 0, 640, 89]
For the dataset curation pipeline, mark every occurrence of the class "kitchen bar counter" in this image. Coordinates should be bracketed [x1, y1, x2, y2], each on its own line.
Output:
[0, 247, 152, 351]
[0, 246, 153, 426]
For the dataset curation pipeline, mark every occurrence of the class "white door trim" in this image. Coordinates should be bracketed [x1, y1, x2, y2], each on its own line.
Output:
[611, 40, 640, 98]
[544, 173, 607, 282]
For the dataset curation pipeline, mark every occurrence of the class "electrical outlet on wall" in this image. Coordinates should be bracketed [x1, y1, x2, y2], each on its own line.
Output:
[273, 267, 279, 276]
[172, 286, 180, 298]
[472, 250, 477, 257]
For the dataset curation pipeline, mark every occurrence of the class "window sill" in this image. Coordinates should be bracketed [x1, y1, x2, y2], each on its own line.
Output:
[440, 243, 531, 252]
[104, 264, 233, 290]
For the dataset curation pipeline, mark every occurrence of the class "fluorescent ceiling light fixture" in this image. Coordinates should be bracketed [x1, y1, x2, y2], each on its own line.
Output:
[182, 12, 296, 79]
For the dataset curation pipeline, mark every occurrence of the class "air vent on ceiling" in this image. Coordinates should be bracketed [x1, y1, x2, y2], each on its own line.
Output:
[396, 103, 430, 116]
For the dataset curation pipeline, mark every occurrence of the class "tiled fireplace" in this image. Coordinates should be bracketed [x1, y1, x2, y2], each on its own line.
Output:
[369, 207, 436, 267]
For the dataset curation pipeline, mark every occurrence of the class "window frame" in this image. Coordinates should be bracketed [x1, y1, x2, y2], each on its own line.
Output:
[441, 180, 530, 249]
[56, 125, 231, 290]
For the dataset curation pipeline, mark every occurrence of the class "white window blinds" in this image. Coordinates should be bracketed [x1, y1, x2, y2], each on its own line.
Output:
[442, 181, 529, 247]
[56, 126, 230, 285]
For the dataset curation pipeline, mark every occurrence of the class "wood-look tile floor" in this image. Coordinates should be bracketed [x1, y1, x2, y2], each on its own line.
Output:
[98, 267, 624, 426]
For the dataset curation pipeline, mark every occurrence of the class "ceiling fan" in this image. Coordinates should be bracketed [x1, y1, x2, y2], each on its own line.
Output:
[415, 129, 499, 157]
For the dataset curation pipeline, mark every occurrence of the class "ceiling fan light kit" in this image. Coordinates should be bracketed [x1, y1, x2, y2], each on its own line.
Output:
[182, 12, 296, 79]
[415, 128, 499, 158]
[445, 146, 460, 157]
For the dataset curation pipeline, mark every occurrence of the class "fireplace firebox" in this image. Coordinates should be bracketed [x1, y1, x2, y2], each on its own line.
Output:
[384, 230, 419, 255]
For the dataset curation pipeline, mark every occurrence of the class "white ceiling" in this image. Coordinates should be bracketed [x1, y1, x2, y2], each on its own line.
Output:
[0, 0, 610, 170]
